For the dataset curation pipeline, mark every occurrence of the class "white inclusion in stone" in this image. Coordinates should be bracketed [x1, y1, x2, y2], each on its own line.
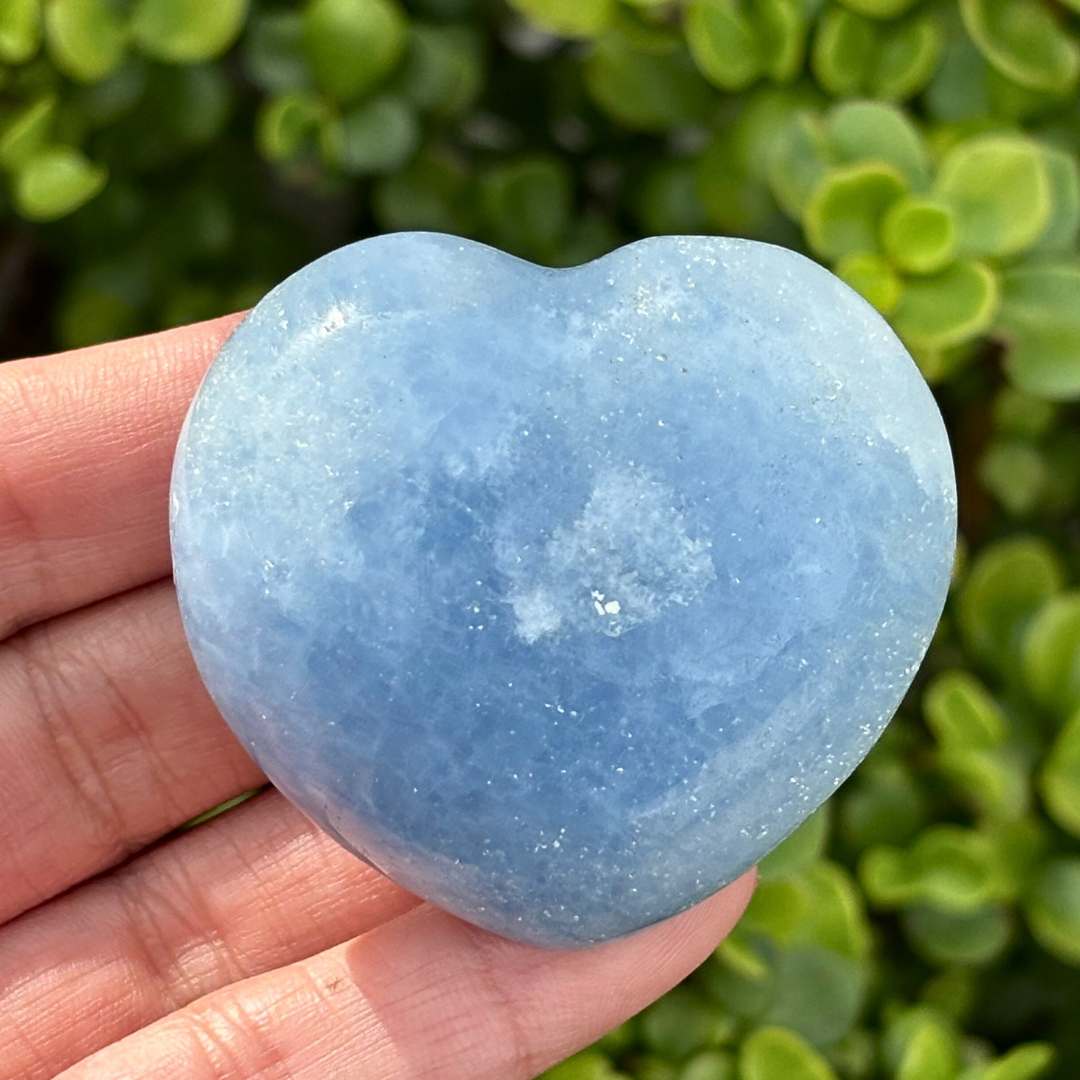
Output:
[508, 468, 715, 642]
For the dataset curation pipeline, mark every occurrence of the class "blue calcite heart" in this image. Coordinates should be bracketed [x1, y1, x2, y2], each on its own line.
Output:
[170, 233, 956, 947]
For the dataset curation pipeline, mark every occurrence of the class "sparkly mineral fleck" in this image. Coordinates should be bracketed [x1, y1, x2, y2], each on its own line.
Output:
[170, 233, 956, 947]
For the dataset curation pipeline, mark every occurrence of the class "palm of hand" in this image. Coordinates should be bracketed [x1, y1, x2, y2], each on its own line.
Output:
[0, 315, 754, 1080]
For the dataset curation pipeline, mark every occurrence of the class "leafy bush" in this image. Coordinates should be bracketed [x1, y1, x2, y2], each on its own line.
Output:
[2, 0, 1079, 1077]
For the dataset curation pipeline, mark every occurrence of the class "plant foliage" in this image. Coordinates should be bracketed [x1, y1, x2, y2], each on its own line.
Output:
[2, 0, 1080, 1077]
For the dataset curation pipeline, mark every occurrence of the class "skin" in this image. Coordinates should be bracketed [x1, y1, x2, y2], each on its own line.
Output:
[0, 315, 756, 1080]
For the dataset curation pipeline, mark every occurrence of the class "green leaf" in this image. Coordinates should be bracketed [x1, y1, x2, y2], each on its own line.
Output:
[243, 12, 312, 95]
[811, 6, 874, 97]
[938, 744, 1030, 819]
[827, 100, 930, 188]
[682, 1050, 736, 1080]
[255, 92, 324, 161]
[0, 92, 56, 170]
[860, 825, 998, 910]
[685, 0, 762, 90]
[992, 386, 1057, 439]
[740, 1026, 839, 1080]
[1022, 591, 1080, 717]
[896, 1017, 963, 1080]
[639, 161, 711, 235]
[960, 1044, 1056, 1080]
[870, 10, 944, 100]
[840, 757, 926, 847]
[585, 28, 713, 131]
[890, 260, 999, 349]
[1030, 147, 1080, 253]
[131, 0, 248, 63]
[756, 0, 806, 82]
[1040, 708, 1080, 837]
[13, 146, 108, 222]
[767, 111, 835, 219]
[763, 945, 866, 1046]
[935, 135, 1051, 259]
[320, 96, 418, 174]
[978, 439, 1051, 517]
[482, 155, 572, 261]
[803, 162, 905, 258]
[508, 0, 614, 37]
[44, 0, 126, 82]
[373, 151, 472, 233]
[540, 1050, 629, 1080]
[957, 536, 1064, 668]
[1023, 857, 1080, 965]
[834, 0, 916, 20]
[302, 0, 407, 104]
[758, 804, 830, 880]
[959, 0, 1080, 95]
[641, 985, 733, 1060]
[998, 263, 1080, 400]
[923, 670, 1006, 750]
[882, 199, 957, 274]
[835, 252, 903, 313]
[799, 862, 873, 960]
[903, 903, 1013, 966]
[0, 0, 41, 63]
[399, 24, 483, 118]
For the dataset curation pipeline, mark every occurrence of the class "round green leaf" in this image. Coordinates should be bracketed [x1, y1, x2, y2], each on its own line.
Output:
[302, 0, 407, 104]
[255, 92, 325, 161]
[44, 0, 126, 82]
[890, 260, 999, 349]
[508, 0, 613, 37]
[1040, 708, 1080, 838]
[936, 135, 1051, 259]
[923, 670, 1006, 750]
[835, 252, 903, 314]
[998, 263, 1080, 400]
[903, 903, 1012, 966]
[756, 0, 806, 82]
[882, 198, 957, 274]
[763, 946, 866, 1046]
[811, 6, 874, 97]
[804, 161, 905, 258]
[758, 804, 831, 881]
[0, 92, 57, 169]
[372, 151, 472, 234]
[978, 439, 1050, 517]
[965, 1044, 1057, 1080]
[243, 12, 312, 95]
[0, 0, 41, 63]
[740, 1026, 839, 1080]
[1023, 857, 1080, 965]
[13, 146, 108, 222]
[767, 111, 835, 219]
[482, 155, 572, 261]
[1030, 147, 1080, 254]
[959, 0, 1080, 95]
[641, 985, 731, 1060]
[685, 0, 762, 91]
[131, 0, 248, 63]
[834, 0, 916, 20]
[540, 1050, 628, 1080]
[896, 1017, 962, 1080]
[399, 24, 483, 118]
[639, 161, 710, 235]
[585, 29, 713, 131]
[958, 536, 1064, 667]
[870, 10, 944, 101]
[827, 100, 930, 188]
[1022, 591, 1080, 717]
[682, 1050, 735, 1080]
[319, 95, 418, 175]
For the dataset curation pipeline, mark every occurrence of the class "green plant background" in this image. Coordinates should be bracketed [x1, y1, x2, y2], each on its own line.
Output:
[3, 0, 1080, 1077]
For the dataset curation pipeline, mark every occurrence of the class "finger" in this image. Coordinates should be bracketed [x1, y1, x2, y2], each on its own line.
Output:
[0, 579, 263, 922]
[52, 872, 756, 1080]
[0, 313, 242, 642]
[0, 789, 419, 1080]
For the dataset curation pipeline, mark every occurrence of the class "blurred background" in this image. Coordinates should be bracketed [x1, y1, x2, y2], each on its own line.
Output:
[2, 0, 1080, 1078]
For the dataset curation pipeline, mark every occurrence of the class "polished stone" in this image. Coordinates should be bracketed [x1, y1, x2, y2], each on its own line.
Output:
[170, 233, 956, 947]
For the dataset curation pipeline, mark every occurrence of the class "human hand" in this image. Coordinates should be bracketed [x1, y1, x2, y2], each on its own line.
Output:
[0, 316, 756, 1080]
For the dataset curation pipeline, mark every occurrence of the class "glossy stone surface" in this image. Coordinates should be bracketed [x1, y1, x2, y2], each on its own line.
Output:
[170, 233, 956, 947]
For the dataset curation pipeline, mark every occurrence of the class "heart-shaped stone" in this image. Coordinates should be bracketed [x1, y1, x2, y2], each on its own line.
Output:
[170, 233, 955, 947]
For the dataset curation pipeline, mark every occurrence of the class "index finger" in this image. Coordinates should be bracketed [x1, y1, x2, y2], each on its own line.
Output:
[0, 314, 243, 641]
